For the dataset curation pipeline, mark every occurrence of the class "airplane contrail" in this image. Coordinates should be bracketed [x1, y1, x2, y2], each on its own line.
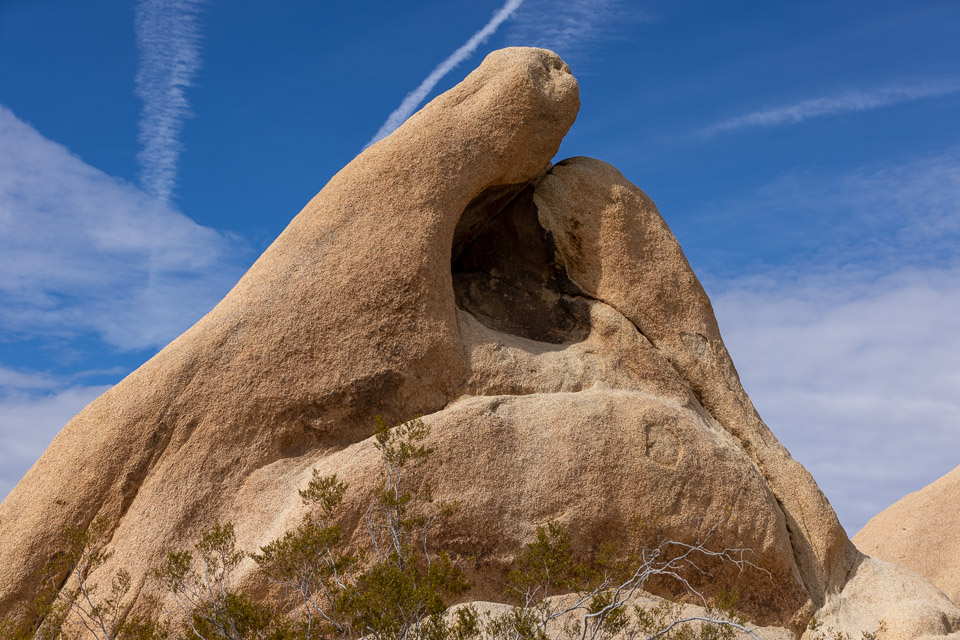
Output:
[134, 0, 206, 203]
[366, 0, 525, 147]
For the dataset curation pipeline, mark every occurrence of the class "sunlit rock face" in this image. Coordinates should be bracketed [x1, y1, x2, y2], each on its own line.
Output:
[855, 465, 960, 607]
[1, 46, 957, 639]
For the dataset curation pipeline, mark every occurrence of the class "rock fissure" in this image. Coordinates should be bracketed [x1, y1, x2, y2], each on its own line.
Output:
[773, 492, 819, 608]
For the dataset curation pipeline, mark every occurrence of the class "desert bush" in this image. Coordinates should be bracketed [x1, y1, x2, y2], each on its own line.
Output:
[251, 471, 354, 639]
[252, 416, 471, 640]
[342, 416, 470, 640]
[9, 416, 813, 640]
[486, 520, 761, 640]
[154, 522, 284, 640]
[0, 516, 165, 640]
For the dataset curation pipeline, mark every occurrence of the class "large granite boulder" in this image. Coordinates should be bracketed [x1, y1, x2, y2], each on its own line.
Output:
[1, 47, 957, 638]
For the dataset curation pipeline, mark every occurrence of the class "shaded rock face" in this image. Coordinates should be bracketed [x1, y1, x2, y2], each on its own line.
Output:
[452, 184, 591, 344]
[854, 465, 960, 606]
[0, 47, 957, 638]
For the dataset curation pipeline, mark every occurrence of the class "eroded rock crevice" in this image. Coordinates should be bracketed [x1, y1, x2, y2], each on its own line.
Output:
[452, 183, 591, 345]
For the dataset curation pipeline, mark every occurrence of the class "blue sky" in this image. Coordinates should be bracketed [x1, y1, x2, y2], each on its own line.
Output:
[1, 0, 958, 534]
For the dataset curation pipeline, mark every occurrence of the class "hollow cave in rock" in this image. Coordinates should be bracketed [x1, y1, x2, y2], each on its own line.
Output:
[451, 182, 592, 345]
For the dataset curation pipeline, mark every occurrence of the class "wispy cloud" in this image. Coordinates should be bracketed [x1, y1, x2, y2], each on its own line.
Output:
[134, 0, 206, 203]
[0, 367, 59, 391]
[366, 0, 524, 147]
[713, 267, 960, 535]
[0, 366, 127, 391]
[505, 0, 631, 64]
[0, 104, 248, 503]
[683, 149, 960, 277]
[699, 152, 960, 533]
[0, 105, 247, 351]
[702, 79, 960, 137]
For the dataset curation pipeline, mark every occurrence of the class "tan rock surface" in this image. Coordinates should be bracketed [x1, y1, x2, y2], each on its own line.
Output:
[0, 46, 957, 638]
[260, 388, 804, 621]
[806, 556, 960, 639]
[0, 46, 579, 622]
[854, 465, 960, 606]
[533, 158, 853, 605]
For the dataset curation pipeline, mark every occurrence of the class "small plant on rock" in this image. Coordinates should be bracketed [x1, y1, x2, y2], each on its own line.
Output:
[154, 522, 282, 640]
[341, 416, 471, 640]
[252, 471, 355, 639]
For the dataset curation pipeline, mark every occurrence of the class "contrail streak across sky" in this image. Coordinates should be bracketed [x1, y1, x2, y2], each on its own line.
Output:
[366, 0, 525, 147]
[134, 0, 206, 203]
[702, 80, 960, 137]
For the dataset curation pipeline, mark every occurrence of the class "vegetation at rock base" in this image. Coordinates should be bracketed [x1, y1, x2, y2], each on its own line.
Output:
[1, 516, 167, 640]
[485, 522, 757, 640]
[250, 472, 354, 638]
[2, 416, 877, 640]
[154, 521, 284, 640]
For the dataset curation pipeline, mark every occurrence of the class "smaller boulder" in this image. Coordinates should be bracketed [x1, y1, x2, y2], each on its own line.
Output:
[854, 465, 960, 606]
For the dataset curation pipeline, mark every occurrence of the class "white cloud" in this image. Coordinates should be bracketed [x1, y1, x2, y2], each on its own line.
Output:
[135, 0, 206, 203]
[0, 104, 247, 501]
[828, 153, 960, 252]
[699, 151, 960, 534]
[713, 268, 960, 535]
[702, 79, 960, 137]
[366, 0, 525, 147]
[0, 367, 59, 391]
[0, 104, 247, 351]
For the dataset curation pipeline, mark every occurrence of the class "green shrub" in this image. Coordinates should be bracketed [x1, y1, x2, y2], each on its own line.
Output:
[9, 416, 807, 640]
[154, 522, 286, 640]
[252, 471, 354, 639]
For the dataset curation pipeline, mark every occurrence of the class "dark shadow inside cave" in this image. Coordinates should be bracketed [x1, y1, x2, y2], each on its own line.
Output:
[451, 182, 591, 345]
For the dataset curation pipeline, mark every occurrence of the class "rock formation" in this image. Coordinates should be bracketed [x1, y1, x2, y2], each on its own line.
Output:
[855, 465, 960, 606]
[1, 47, 957, 638]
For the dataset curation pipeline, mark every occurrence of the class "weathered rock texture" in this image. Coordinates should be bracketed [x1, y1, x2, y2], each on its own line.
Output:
[809, 556, 960, 639]
[855, 465, 960, 606]
[0, 47, 957, 638]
